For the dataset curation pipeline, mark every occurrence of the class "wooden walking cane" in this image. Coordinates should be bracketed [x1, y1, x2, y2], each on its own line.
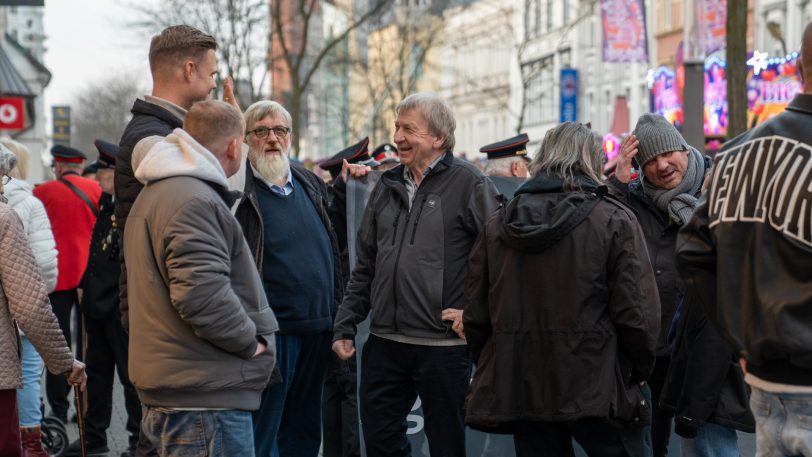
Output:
[73, 383, 87, 457]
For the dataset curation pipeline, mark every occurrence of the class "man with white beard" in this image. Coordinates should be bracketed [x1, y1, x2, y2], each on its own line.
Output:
[234, 100, 343, 457]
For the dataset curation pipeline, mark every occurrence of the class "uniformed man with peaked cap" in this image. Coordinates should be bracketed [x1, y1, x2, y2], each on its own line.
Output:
[63, 140, 142, 456]
[33, 145, 101, 423]
[480, 133, 530, 178]
[319, 137, 379, 182]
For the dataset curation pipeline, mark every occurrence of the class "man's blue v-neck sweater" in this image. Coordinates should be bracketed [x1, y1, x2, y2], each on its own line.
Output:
[255, 175, 334, 334]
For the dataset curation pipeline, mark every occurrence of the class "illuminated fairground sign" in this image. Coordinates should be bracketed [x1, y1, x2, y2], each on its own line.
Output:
[747, 51, 802, 128]
[649, 50, 802, 137]
[704, 56, 727, 137]
[603, 133, 620, 162]
[648, 66, 683, 128]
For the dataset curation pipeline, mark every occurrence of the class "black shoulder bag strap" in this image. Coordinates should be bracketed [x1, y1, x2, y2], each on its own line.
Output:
[59, 177, 99, 217]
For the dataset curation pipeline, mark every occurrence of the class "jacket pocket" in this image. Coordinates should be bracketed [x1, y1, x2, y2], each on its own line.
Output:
[240, 349, 275, 389]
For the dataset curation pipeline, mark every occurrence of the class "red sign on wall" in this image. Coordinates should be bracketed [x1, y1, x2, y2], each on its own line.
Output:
[0, 97, 25, 130]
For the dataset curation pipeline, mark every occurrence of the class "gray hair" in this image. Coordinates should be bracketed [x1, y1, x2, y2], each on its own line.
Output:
[244, 100, 293, 133]
[0, 143, 18, 178]
[484, 156, 523, 177]
[396, 92, 456, 151]
[1, 138, 28, 180]
[528, 122, 603, 187]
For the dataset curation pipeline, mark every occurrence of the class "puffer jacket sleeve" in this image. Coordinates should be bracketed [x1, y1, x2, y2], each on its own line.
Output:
[606, 205, 661, 383]
[1, 209, 73, 375]
[24, 195, 58, 292]
[163, 199, 258, 360]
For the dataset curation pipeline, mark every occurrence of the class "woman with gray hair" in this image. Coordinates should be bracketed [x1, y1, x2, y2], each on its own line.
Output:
[463, 122, 661, 456]
[0, 145, 86, 457]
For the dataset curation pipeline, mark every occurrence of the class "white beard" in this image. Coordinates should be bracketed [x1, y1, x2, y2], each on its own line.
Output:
[252, 151, 290, 184]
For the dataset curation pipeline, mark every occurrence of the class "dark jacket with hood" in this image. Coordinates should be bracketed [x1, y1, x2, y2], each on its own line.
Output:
[660, 293, 755, 437]
[463, 173, 661, 432]
[234, 160, 343, 335]
[677, 93, 812, 386]
[333, 151, 500, 342]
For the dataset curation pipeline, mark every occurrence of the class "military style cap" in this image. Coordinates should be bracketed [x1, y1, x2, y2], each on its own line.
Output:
[480, 133, 530, 160]
[319, 137, 379, 179]
[51, 144, 87, 163]
[82, 162, 99, 176]
[371, 143, 398, 161]
[93, 139, 119, 169]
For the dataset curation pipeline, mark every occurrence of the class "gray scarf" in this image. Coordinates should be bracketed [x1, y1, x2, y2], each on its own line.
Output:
[640, 147, 704, 225]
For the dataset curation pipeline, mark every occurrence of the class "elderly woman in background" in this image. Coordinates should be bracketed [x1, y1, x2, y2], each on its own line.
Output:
[462, 122, 661, 457]
[2, 138, 60, 456]
[0, 145, 85, 457]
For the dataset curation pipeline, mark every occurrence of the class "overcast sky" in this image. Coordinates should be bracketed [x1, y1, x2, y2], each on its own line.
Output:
[43, 0, 156, 106]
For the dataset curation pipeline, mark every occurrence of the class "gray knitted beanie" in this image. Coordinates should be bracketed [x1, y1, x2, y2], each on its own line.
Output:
[631, 114, 688, 166]
[0, 143, 16, 177]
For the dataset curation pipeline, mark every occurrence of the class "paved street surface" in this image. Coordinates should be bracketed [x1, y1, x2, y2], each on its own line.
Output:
[60, 378, 131, 456]
[54, 374, 757, 457]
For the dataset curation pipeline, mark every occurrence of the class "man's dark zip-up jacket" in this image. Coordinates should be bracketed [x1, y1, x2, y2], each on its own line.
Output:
[333, 151, 500, 341]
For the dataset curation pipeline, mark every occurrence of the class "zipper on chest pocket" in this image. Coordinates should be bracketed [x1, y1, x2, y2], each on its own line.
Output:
[410, 196, 428, 244]
[391, 211, 402, 246]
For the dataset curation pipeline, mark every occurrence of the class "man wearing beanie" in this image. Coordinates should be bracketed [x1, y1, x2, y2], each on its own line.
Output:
[609, 113, 710, 457]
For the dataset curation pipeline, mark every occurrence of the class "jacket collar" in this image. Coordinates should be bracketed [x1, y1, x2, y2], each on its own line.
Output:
[131, 98, 184, 129]
[786, 93, 812, 116]
[383, 149, 453, 185]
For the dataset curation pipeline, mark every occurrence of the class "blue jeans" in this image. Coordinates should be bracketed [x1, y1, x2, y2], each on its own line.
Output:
[680, 422, 739, 457]
[16, 336, 43, 427]
[141, 407, 254, 457]
[750, 387, 812, 457]
[252, 333, 331, 457]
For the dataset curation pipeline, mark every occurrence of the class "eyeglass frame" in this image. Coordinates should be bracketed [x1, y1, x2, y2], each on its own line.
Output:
[246, 125, 291, 140]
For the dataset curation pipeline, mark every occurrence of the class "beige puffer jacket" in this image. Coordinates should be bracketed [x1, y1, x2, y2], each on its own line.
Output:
[0, 200, 73, 389]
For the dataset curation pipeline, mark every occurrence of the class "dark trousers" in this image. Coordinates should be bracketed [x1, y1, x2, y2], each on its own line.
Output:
[322, 353, 361, 457]
[359, 335, 471, 457]
[46, 289, 82, 421]
[252, 332, 331, 457]
[0, 390, 22, 457]
[649, 356, 673, 457]
[513, 418, 650, 457]
[83, 311, 141, 449]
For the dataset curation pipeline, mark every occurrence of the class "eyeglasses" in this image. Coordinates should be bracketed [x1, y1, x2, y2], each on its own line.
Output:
[247, 126, 290, 140]
[2, 176, 11, 185]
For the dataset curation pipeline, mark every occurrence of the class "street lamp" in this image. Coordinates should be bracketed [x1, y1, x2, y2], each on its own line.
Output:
[767, 21, 788, 56]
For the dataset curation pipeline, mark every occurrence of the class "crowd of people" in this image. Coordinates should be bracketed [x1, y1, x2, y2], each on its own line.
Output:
[0, 19, 811, 457]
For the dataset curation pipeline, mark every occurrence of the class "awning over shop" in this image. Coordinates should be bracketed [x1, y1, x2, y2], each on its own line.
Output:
[0, 45, 34, 97]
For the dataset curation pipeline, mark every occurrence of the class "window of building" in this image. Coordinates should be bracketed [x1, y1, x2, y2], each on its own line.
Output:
[563, 0, 570, 25]
[545, 0, 553, 31]
[522, 55, 555, 126]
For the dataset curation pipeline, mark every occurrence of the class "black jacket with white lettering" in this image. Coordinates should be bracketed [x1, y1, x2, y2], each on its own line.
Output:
[676, 93, 812, 386]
